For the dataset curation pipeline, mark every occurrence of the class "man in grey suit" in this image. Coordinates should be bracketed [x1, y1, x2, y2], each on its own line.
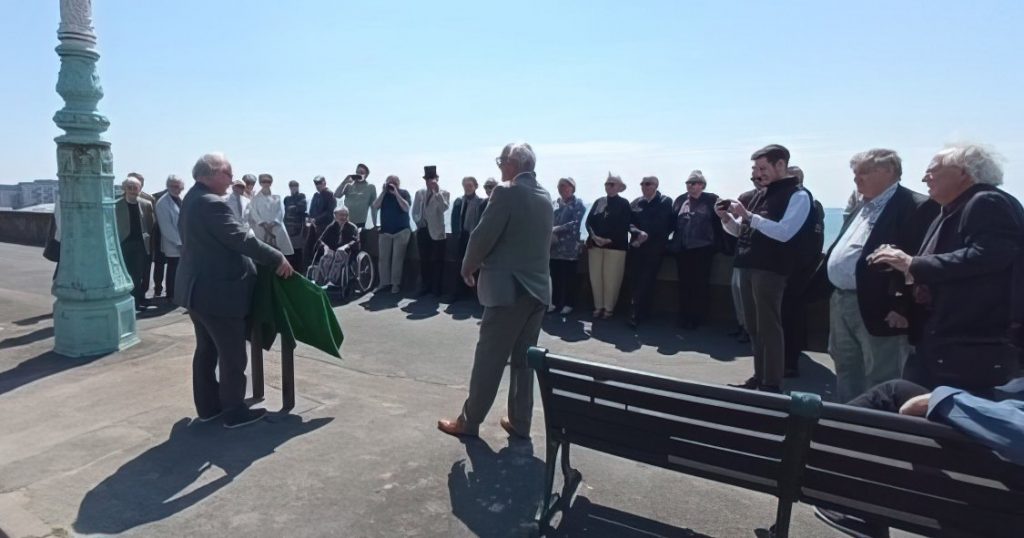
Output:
[174, 153, 295, 429]
[438, 142, 553, 439]
[115, 177, 156, 311]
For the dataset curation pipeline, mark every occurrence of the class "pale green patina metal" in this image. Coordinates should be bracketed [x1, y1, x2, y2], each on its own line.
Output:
[52, 0, 139, 357]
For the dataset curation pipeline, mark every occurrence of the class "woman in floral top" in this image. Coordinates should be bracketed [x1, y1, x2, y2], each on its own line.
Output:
[550, 177, 587, 315]
[585, 173, 631, 319]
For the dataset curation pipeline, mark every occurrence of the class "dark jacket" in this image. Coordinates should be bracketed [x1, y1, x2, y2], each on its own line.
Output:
[173, 182, 284, 318]
[585, 195, 631, 251]
[451, 194, 484, 237]
[320, 220, 360, 255]
[733, 177, 817, 276]
[308, 190, 337, 229]
[283, 193, 308, 238]
[670, 191, 722, 252]
[629, 192, 675, 246]
[812, 184, 939, 336]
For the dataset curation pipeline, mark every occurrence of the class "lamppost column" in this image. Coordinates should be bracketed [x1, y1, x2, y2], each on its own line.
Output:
[52, 0, 139, 357]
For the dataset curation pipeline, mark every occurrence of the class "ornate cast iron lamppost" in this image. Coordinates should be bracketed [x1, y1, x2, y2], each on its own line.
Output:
[52, 0, 139, 356]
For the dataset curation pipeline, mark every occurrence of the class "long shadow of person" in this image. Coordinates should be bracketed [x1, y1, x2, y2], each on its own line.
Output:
[541, 315, 589, 343]
[402, 297, 440, 320]
[448, 438, 544, 538]
[73, 414, 332, 535]
[780, 353, 837, 401]
[360, 291, 403, 312]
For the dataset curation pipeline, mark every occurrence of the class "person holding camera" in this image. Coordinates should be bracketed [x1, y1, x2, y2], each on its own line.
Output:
[335, 163, 377, 231]
[372, 175, 412, 293]
[411, 166, 450, 297]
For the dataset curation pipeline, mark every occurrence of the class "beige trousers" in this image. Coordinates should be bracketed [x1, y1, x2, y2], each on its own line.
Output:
[377, 228, 411, 287]
[588, 247, 627, 312]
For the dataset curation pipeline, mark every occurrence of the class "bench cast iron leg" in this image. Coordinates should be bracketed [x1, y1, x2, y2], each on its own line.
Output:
[281, 341, 295, 412]
[534, 438, 582, 536]
[772, 500, 793, 538]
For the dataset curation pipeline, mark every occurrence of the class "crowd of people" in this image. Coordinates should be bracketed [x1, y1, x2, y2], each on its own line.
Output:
[97, 140, 1022, 536]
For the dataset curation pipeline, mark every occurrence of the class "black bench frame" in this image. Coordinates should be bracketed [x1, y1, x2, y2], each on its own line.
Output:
[249, 325, 296, 412]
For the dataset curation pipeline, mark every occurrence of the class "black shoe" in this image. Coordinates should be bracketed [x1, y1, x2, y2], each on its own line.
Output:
[758, 384, 782, 394]
[814, 507, 890, 538]
[783, 367, 800, 378]
[196, 410, 223, 423]
[729, 377, 760, 390]
[224, 408, 267, 429]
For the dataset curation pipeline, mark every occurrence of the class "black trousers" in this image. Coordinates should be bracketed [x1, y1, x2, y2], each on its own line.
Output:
[121, 238, 151, 304]
[416, 228, 446, 295]
[165, 256, 179, 298]
[550, 259, 579, 309]
[628, 242, 666, 320]
[674, 245, 717, 326]
[782, 265, 815, 372]
[189, 311, 249, 417]
[452, 233, 476, 300]
[846, 379, 930, 412]
[152, 249, 167, 295]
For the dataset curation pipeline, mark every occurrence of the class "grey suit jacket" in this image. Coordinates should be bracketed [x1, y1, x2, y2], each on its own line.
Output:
[173, 182, 284, 318]
[114, 197, 155, 253]
[463, 172, 553, 307]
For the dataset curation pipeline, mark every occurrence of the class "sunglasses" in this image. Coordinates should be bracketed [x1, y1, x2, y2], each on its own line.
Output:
[685, 181, 703, 185]
[640, 182, 655, 186]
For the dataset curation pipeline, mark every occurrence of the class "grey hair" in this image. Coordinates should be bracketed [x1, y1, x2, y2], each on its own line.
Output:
[786, 165, 805, 182]
[642, 175, 659, 186]
[483, 178, 498, 188]
[122, 177, 142, 189]
[166, 174, 184, 186]
[935, 144, 1004, 186]
[687, 170, 706, 184]
[501, 142, 536, 172]
[385, 174, 400, 186]
[191, 152, 229, 180]
[242, 174, 257, 184]
[333, 206, 350, 215]
[849, 148, 902, 179]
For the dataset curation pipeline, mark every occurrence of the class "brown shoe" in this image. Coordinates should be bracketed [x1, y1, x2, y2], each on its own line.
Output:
[437, 418, 477, 438]
[500, 417, 530, 439]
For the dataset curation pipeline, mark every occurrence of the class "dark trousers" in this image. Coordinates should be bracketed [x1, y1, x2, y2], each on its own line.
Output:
[628, 242, 666, 320]
[152, 249, 167, 295]
[847, 379, 930, 412]
[121, 239, 151, 304]
[165, 256, 179, 298]
[452, 233, 476, 300]
[416, 228, 445, 295]
[550, 258, 579, 309]
[674, 245, 716, 326]
[189, 311, 249, 417]
[782, 265, 815, 373]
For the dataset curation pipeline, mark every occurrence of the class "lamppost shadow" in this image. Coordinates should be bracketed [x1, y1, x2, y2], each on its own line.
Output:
[72, 415, 332, 535]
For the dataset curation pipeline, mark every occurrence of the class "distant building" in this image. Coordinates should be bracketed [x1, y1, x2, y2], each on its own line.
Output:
[0, 179, 59, 210]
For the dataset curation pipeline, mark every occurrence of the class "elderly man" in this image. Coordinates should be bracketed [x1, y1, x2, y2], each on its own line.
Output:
[480, 177, 499, 213]
[869, 144, 1024, 391]
[283, 180, 308, 272]
[154, 175, 186, 300]
[306, 175, 337, 268]
[411, 165, 451, 297]
[813, 149, 938, 402]
[627, 176, 675, 327]
[241, 174, 257, 199]
[719, 145, 819, 393]
[438, 142, 552, 439]
[175, 153, 294, 428]
[115, 177, 156, 312]
[447, 176, 484, 302]
[670, 170, 722, 329]
[225, 179, 250, 226]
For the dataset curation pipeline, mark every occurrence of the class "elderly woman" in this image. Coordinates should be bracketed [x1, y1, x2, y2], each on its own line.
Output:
[868, 144, 1024, 391]
[670, 170, 721, 329]
[549, 177, 586, 315]
[372, 175, 413, 293]
[585, 173, 631, 319]
[248, 174, 294, 256]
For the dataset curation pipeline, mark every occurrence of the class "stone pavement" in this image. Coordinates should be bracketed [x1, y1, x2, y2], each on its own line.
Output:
[0, 242, 905, 538]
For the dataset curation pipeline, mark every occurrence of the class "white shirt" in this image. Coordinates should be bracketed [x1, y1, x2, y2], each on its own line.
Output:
[826, 182, 900, 290]
[722, 189, 810, 242]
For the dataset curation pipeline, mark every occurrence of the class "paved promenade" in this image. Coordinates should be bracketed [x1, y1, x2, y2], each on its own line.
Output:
[0, 242, 890, 538]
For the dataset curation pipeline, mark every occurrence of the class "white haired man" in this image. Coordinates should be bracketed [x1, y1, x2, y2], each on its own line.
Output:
[174, 153, 294, 428]
[115, 177, 156, 311]
[438, 142, 553, 439]
[869, 144, 1024, 392]
[154, 174, 187, 300]
[812, 149, 938, 402]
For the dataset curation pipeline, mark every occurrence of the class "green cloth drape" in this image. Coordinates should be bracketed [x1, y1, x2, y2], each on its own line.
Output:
[251, 266, 343, 358]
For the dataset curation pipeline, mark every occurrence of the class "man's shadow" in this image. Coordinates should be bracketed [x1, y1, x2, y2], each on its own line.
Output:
[402, 297, 440, 320]
[782, 354, 837, 401]
[73, 415, 332, 535]
[448, 438, 544, 538]
[360, 290, 403, 312]
[542, 314, 589, 343]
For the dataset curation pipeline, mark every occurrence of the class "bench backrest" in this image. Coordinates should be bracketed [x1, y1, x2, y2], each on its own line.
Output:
[802, 402, 1024, 538]
[529, 348, 821, 502]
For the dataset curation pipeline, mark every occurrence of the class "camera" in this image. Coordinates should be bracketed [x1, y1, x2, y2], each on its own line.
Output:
[715, 199, 733, 210]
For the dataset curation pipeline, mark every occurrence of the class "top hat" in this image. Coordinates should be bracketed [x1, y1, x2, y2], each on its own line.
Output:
[423, 165, 438, 179]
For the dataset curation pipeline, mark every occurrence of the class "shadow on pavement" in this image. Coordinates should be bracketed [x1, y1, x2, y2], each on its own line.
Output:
[542, 314, 589, 343]
[0, 349, 107, 397]
[0, 326, 55, 351]
[782, 353, 837, 401]
[552, 496, 715, 537]
[12, 313, 53, 326]
[359, 290, 403, 312]
[402, 297, 441, 320]
[448, 437, 544, 538]
[73, 415, 332, 535]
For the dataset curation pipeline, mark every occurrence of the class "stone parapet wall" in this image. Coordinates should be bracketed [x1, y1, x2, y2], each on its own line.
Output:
[0, 211, 52, 247]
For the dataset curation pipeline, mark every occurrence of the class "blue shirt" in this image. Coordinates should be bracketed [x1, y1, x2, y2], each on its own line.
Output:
[927, 377, 1024, 466]
[379, 188, 411, 234]
[826, 182, 900, 290]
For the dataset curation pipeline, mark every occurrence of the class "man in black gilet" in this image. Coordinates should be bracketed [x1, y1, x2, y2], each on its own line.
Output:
[717, 145, 818, 392]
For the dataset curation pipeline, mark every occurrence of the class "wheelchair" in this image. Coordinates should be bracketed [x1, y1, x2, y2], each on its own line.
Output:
[306, 241, 375, 299]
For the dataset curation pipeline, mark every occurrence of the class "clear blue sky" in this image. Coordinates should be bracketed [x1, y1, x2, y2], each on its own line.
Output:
[3, 1, 1022, 206]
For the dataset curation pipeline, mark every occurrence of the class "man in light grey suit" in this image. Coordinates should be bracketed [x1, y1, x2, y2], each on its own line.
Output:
[174, 153, 295, 429]
[438, 142, 553, 439]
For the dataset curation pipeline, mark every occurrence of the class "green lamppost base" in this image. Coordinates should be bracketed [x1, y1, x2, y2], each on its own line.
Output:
[53, 296, 139, 357]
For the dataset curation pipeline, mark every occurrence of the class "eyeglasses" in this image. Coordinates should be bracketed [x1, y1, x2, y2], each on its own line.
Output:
[604, 182, 616, 186]
[640, 182, 655, 186]
[685, 181, 703, 186]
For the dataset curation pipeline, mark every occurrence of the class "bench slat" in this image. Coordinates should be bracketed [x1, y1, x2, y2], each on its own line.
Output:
[547, 394, 786, 460]
[806, 447, 1024, 514]
[802, 468, 1024, 536]
[547, 370, 788, 436]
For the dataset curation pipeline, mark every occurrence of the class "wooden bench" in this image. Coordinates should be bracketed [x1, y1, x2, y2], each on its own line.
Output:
[528, 347, 821, 537]
[528, 347, 1024, 537]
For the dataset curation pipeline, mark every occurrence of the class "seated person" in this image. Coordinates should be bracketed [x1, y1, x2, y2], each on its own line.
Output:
[314, 207, 360, 286]
[815, 377, 1024, 538]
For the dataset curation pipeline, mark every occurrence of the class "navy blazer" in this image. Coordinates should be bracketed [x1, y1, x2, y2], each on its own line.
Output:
[813, 184, 939, 336]
[173, 182, 284, 318]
